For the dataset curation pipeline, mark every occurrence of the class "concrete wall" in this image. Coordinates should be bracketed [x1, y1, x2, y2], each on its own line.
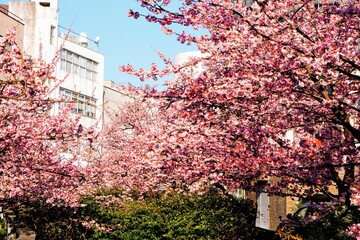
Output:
[0, 4, 24, 49]
[103, 81, 132, 124]
[268, 195, 287, 230]
[9, 0, 58, 62]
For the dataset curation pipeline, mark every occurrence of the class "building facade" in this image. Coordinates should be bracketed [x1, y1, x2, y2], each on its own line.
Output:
[55, 34, 104, 128]
[103, 80, 131, 125]
[8, 0, 58, 62]
[6, 0, 104, 128]
[0, 4, 24, 49]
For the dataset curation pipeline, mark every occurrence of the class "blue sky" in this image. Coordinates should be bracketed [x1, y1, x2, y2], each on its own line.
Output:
[1, 0, 200, 87]
[56, 0, 199, 87]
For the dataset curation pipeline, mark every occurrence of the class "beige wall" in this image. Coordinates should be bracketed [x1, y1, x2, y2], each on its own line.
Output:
[0, 5, 24, 50]
[0, 5, 24, 83]
[103, 81, 131, 124]
[269, 195, 287, 230]
[247, 177, 300, 231]
[248, 191, 290, 231]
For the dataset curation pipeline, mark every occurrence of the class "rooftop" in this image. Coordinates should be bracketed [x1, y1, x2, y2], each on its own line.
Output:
[58, 25, 101, 52]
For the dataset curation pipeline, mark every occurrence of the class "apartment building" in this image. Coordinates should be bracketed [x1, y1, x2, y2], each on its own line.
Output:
[4, 0, 104, 128]
[56, 32, 104, 128]
[8, 0, 58, 63]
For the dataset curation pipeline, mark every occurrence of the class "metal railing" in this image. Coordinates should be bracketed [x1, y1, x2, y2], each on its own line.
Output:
[58, 25, 101, 52]
[0, 4, 23, 23]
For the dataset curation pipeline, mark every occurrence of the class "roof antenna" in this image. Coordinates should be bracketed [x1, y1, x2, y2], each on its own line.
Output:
[94, 36, 100, 46]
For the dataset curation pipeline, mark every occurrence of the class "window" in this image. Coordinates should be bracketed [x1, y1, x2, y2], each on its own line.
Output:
[67, 51, 73, 62]
[92, 61, 98, 71]
[236, 189, 246, 199]
[60, 59, 66, 70]
[50, 26, 56, 45]
[80, 67, 86, 78]
[66, 61, 72, 72]
[60, 49, 99, 81]
[74, 55, 79, 65]
[92, 72, 97, 81]
[59, 87, 97, 119]
[73, 65, 79, 75]
[80, 56, 86, 68]
[86, 69, 92, 79]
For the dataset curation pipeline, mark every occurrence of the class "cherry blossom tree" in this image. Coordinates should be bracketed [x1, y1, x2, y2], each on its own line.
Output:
[101, 87, 172, 199]
[0, 28, 100, 206]
[120, 0, 359, 205]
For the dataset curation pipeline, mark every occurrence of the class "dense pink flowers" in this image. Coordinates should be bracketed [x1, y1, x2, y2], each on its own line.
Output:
[0, 28, 101, 206]
[118, 0, 360, 207]
[347, 224, 360, 239]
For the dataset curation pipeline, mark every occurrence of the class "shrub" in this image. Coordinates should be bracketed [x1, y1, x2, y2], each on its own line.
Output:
[82, 189, 256, 240]
[276, 205, 360, 240]
[10, 202, 87, 240]
[9, 189, 256, 239]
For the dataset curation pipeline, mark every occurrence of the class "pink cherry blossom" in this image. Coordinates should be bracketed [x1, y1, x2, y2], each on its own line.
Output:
[0, 28, 101, 206]
[117, 0, 360, 209]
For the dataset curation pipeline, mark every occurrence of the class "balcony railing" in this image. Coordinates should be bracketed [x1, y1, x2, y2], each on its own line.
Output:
[58, 25, 101, 52]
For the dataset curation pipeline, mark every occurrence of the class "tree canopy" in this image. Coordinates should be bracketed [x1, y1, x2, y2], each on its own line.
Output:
[118, 0, 359, 214]
[0, 28, 100, 206]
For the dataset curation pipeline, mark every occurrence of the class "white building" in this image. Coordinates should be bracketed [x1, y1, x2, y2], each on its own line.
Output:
[174, 51, 208, 78]
[8, 0, 59, 63]
[56, 33, 104, 128]
[8, 0, 104, 129]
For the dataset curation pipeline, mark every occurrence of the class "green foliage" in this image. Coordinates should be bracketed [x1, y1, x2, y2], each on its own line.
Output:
[279, 205, 360, 240]
[82, 189, 256, 240]
[0, 219, 6, 238]
[11, 193, 359, 240]
[11, 202, 87, 240]
[8, 189, 256, 239]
